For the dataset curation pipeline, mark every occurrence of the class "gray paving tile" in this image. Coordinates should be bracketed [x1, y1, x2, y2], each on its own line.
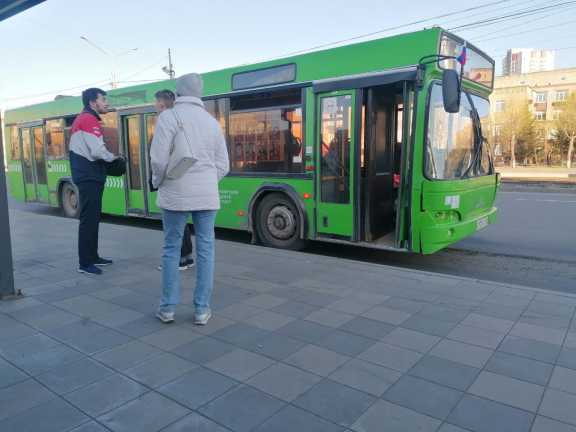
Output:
[468, 371, 544, 412]
[485, 351, 553, 386]
[211, 323, 270, 348]
[431, 340, 493, 368]
[54, 295, 123, 318]
[460, 313, 515, 333]
[306, 308, 355, 328]
[0, 378, 56, 421]
[550, 366, 576, 395]
[316, 330, 376, 357]
[91, 308, 146, 328]
[382, 328, 441, 353]
[532, 416, 576, 432]
[277, 320, 334, 344]
[285, 344, 350, 376]
[0, 357, 28, 388]
[218, 303, 263, 321]
[448, 394, 534, 432]
[160, 412, 229, 432]
[510, 322, 566, 346]
[2, 340, 83, 376]
[248, 332, 306, 360]
[351, 400, 441, 432]
[254, 404, 345, 432]
[383, 375, 463, 420]
[401, 315, 459, 337]
[69, 421, 110, 432]
[328, 297, 381, 315]
[362, 306, 411, 325]
[116, 316, 168, 338]
[475, 303, 525, 321]
[199, 385, 285, 432]
[294, 379, 376, 427]
[36, 357, 114, 395]
[382, 297, 426, 314]
[242, 294, 287, 309]
[94, 340, 162, 371]
[271, 300, 321, 319]
[498, 335, 561, 364]
[358, 342, 422, 373]
[50, 324, 133, 355]
[0, 397, 89, 432]
[64, 373, 146, 417]
[124, 353, 197, 388]
[557, 347, 576, 370]
[417, 304, 468, 323]
[242, 310, 294, 331]
[171, 336, 236, 365]
[437, 425, 471, 432]
[540, 389, 576, 426]
[409, 355, 480, 391]
[247, 363, 322, 402]
[206, 348, 275, 381]
[519, 313, 570, 331]
[158, 367, 238, 409]
[340, 317, 395, 340]
[448, 324, 506, 350]
[8, 303, 82, 330]
[138, 326, 201, 351]
[330, 358, 401, 397]
[98, 391, 190, 432]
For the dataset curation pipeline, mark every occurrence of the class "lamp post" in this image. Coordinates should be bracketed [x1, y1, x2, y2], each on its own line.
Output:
[80, 36, 138, 88]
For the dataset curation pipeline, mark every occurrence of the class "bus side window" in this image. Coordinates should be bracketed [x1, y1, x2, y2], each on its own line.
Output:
[63, 116, 76, 155]
[9, 127, 20, 161]
[100, 112, 120, 155]
[46, 119, 66, 160]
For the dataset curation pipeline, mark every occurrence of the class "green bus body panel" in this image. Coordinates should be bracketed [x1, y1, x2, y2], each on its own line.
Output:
[3, 27, 499, 254]
[419, 175, 498, 254]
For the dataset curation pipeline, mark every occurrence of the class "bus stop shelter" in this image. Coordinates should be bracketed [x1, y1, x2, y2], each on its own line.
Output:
[0, 0, 46, 298]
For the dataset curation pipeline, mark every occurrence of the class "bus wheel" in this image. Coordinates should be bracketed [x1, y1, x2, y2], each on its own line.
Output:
[60, 182, 80, 218]
[256, 193, 306, 250]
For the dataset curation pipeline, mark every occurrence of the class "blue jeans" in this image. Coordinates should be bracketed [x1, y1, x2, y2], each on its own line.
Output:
[160, 209, 217, 314]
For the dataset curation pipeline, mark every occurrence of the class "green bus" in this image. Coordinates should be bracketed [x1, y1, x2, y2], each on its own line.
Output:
[3, 27, 498, 254]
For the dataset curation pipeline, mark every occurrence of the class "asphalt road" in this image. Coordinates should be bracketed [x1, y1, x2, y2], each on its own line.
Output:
[7, 185, 576, 294]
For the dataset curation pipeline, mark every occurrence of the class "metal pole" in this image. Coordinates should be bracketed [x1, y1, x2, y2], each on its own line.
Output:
[168, 49, 175, 79]
[0, 113, 17, 298]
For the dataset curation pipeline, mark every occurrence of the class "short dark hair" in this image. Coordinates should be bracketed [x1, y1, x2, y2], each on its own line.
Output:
[155, 89, 176, 106]
[82, 88, 107, 108]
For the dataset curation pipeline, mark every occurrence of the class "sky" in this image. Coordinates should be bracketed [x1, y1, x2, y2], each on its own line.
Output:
[1, 0, 576, 110]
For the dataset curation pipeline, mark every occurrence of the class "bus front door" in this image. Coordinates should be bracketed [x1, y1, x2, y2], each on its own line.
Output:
[315, 90, 357, 239]
[123, 115, 148, 215]
[144, 113, 161, 216]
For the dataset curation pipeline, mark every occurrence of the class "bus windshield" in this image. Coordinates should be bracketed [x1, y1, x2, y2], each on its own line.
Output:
[425, 83, 493, 180]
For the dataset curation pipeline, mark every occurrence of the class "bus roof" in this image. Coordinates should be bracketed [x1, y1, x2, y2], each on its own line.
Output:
[4, 27, 485, 124]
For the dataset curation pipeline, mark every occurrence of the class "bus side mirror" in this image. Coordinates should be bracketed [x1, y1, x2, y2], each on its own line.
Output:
[442, 69, 460, 113]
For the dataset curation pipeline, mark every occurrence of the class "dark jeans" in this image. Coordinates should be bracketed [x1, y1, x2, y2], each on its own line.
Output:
[77, 181, 104, 267]
[181, 224, 193, 260]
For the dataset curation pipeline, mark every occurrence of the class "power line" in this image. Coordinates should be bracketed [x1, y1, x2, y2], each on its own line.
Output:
[251, 0, 516, 63]
[449, 0, 576, 31]
[476, 16, 576, 42]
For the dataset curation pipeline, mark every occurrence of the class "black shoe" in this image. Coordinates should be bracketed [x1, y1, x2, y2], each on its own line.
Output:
[185, 258, 195, 267]
[94, 257, 113, 266]
[78, 265, 103, 275]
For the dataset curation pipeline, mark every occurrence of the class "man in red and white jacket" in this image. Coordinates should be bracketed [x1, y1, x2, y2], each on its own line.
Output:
[69, 88, 118, 275]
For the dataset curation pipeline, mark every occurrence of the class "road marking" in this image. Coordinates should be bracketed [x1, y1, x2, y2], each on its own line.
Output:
[515, 198, 576, 203]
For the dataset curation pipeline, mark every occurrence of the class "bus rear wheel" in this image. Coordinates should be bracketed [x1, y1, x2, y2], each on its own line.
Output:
[60, 182, 80, 219]
[256, 193, 306, 251]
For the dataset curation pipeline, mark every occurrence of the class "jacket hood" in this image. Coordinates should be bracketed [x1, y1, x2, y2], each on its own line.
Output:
[176, 73, 203, 97]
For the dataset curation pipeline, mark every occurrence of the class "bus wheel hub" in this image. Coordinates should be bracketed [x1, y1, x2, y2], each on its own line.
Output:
[267, 206, 296, 240]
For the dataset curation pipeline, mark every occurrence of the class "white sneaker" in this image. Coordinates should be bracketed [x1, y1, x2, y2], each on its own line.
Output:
[194, 310, 212, 326]
[156, 310, 175, 323]
[157, 263, 189, 271]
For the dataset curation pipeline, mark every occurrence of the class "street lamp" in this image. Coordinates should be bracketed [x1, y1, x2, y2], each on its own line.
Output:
[80, 36, 138, 88]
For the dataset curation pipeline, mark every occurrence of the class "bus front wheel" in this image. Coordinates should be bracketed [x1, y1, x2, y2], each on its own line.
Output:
[256, 193, 306, 251]
[60, 182, 80, 219]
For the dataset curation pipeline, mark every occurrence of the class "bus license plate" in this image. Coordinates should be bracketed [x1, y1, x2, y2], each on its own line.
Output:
[476, 217, 488, 231]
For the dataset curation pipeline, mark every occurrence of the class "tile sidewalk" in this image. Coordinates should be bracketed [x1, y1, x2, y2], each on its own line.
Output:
[2, 208, 576, 431]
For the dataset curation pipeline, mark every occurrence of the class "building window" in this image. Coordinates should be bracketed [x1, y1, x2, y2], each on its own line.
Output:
[228, 89, 303, 173]
[553, 110, 562, 120]
[45, 119, 66, 160]
[556, 90, 568, 102]
[494, 125, 502, 138]
[534, 112, 546, 121]
[534, 92, 547, 103]
[495, 100, 505, 112]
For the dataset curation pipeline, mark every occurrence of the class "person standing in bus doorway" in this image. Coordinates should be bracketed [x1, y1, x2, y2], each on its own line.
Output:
[152, 90, 194, 271]
[69, 88, 118, 275]
[150, 73, 229, 325]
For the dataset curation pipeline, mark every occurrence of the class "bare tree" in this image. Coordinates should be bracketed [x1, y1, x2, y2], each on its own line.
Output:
[554, 93, 576, 169]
